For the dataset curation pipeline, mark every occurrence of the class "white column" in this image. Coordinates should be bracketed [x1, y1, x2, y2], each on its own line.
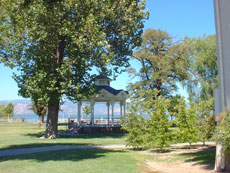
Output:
[77, 101, 82, 124]
[107, 102, 110, 125]
[120, 101, 123, 117]
[111, 101, 115, 126]
[123, 100, 126, 116]
[90, 100, 95, 125]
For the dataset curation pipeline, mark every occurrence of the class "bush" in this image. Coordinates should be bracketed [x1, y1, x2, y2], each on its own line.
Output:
[145, 96, 172, 152]
[216, 112, 230, 153]
[175, 99, 199, 145]
[121, 113, 146, 149]
[122, 89, 173, 151]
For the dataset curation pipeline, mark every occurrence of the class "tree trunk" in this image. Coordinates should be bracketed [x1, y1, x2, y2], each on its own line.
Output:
[225, 153, 230, 171]
[38, 116, 44, 124]
[45, 101, 59, 139]
[202, 139, 205, 146]
[37, 116, 43, 128]
[43, 35, 65, 139]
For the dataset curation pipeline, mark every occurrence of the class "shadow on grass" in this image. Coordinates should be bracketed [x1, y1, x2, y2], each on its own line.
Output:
[173, 144, 210, 150]
[178, 146, 216, 170]
[0, 148, 126, 163]
[0, 142, 95, 151]
[25, 130, 126, 139]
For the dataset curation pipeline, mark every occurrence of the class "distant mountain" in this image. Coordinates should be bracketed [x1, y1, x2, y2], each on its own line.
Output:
[0, 99, 77, 115]
[0, 99, 121, 116]
[0, 99, 31, 104]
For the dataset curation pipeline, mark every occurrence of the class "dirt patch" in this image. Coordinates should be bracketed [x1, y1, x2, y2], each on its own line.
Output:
[140, 146, 216, 173]
[145, 160, 215, 173]
[137, 163, 161, 173]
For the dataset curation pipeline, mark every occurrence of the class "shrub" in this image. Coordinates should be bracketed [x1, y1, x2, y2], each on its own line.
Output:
[216, 112, 230, 153]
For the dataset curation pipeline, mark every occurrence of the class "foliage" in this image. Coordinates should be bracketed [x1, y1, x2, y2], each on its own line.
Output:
[175, 98, 199, 145]
[193, 98, 216, 144]
[145, 93, 172, 151]
[121, 113, 146, 149]
[121, 89, 148, 149]
[3, 102, 14, 117]
[183, 35, 217, 103]
[0, 0, 147, 138]
[168, 95, 181, 121]
[122, 89, 172, 151]
[28, 100, 47, 125]
[206, 113, 216, 140]
[181, 35, 217, 144]
[216, 112, 230, 153]
[29, 101, 47, 117]
[0, 104, 7, 117]
[82, 103, 91, 119]
[128, 29, 188, 98]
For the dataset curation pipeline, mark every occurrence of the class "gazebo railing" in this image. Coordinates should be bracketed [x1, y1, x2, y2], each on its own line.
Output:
[68, 118, 122, 125]
[83, 118, 121, 125]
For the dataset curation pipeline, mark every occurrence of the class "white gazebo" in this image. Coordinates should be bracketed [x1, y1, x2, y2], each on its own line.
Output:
[77, 75, 128, 126]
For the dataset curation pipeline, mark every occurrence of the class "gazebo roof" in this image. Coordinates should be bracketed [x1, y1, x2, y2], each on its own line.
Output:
[96, 86, 128, 96]
[95, 74, 112, 81]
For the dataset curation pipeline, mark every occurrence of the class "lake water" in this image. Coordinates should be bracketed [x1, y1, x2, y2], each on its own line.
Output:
[13, 114, 122, 123]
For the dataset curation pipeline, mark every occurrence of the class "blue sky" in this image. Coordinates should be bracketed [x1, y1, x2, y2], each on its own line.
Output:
[0, 0, 216, 101]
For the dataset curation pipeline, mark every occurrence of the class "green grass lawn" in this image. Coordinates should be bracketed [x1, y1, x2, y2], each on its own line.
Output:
[0, 122, 216, 173]
[0, 122, 126, 150]
[0, 122, 145, 173]
[0, 148, 145, 173]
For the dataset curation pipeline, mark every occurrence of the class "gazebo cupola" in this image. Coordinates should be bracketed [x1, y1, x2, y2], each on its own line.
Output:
[94, 75, 112, 86]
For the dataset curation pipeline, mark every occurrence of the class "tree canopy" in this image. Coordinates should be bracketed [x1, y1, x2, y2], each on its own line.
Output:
[0, 0, 147, 138]
[3, 102, 15, 118]
[0, 104, 7, 117]
[183, 35, 217, 103]
[128, 29, 188, 98]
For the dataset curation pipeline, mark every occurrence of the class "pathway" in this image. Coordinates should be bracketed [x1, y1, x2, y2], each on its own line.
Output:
[0, 142, 216, 157]
[0, 145, 127, 157]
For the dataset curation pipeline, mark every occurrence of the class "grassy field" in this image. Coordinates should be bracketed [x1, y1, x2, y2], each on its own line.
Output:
[0, 148, 146, 173]
[0, 122, 216, 173]
[0, 122, 145, 173]
[0, 122, 126, 150]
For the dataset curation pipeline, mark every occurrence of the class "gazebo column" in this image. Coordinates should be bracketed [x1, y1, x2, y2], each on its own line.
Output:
[123, 100, 126, 116]
[111, 100, 115, 126]
[107, 102, 110, 125]
[120, 101, 123, 117]
[90, 100, 95, 125]
[77, 101, 82, 124]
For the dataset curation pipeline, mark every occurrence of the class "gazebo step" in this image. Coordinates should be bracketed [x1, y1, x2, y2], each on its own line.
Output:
[70, 125, 125, 134]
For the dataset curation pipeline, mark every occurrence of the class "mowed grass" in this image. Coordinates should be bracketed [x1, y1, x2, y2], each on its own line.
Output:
[0, 122, 216, 172]
[0, 149, 145, 173]
[0, 122, 145, 173]
[0, 122, 126, 150]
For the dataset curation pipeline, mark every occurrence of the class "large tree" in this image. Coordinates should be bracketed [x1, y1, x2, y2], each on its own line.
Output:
[128, 29, 188, 98]
[0, 0, 147, 138]
[183, 35, 217, 103]
[182, 35, 217, 143]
